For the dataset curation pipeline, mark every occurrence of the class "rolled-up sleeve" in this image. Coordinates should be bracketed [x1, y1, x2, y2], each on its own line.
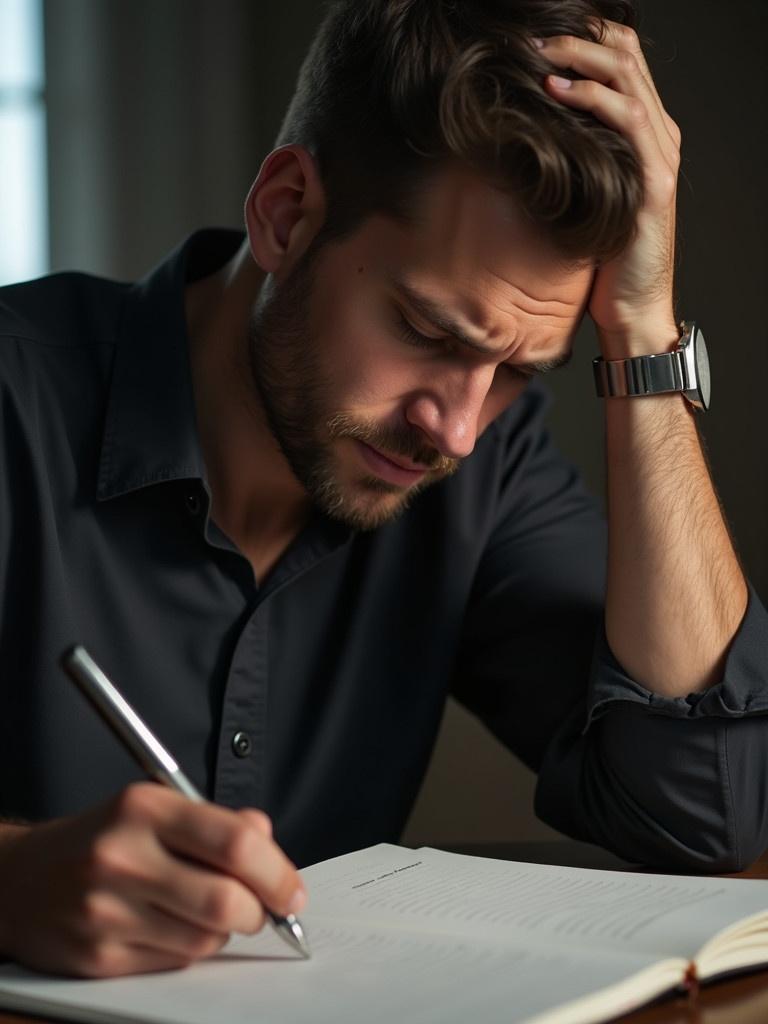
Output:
[451, 395, 768, 872]
[536, 586, 768, 872]
[586, 586, 768, 725]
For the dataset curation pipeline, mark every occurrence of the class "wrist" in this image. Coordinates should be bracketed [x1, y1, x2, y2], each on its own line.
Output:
[597, 320, 680, 361]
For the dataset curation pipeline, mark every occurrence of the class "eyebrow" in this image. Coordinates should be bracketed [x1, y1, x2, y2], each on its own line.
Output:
[388, 275, 573, 376]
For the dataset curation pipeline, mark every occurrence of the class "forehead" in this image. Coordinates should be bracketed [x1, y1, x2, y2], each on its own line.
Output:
[346, 164, 593, 345]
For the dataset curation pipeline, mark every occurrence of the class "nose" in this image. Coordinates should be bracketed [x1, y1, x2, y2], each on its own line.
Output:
[403, 363, 495, 460]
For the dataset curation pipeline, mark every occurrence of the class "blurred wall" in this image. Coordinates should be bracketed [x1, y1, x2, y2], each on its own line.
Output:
[44, 1, 318, 278]
[43, 0, 767, 847]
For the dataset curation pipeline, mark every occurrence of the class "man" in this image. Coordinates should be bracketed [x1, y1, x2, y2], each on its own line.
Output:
[1, 0, 766, 980]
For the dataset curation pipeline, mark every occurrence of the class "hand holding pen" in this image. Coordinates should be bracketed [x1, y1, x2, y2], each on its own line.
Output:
[61, 645, 310, 962]
[0, 646, 309, 978]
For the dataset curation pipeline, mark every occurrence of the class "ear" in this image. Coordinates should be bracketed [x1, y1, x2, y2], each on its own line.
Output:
[244, 145, 326, 276]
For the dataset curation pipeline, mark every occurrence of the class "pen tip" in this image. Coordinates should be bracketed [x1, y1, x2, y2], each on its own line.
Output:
[274, 913, 311, 959]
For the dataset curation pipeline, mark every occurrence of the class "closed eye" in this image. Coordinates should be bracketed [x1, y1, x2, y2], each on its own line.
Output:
[394, 310, 444, 350]
[395, 309, 533, 383]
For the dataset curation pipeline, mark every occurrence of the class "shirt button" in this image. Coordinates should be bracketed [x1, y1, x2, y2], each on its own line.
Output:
[185, 491, 202, 516]
[232, 731, 252, 758]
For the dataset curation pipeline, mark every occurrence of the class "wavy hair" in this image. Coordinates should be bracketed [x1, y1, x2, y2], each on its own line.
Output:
[275, 0, 642, 261]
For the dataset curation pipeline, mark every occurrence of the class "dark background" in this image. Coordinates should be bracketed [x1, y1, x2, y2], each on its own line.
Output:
[42, 0, 768, 845]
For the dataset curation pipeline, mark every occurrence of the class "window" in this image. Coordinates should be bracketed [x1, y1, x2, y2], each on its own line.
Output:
[0, 0, 48, 285]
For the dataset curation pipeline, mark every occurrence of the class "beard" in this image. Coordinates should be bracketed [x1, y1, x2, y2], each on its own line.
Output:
[247, 248, 458, 531]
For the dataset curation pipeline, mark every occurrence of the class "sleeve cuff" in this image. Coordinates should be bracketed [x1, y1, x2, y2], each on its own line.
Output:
[583, 583, 768, 732]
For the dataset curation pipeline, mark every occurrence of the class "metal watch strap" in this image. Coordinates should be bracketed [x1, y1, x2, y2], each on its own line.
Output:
[592, 348, 687, 398]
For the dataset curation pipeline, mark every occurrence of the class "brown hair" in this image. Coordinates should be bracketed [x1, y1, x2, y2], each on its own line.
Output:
[275, 0, 642, 262]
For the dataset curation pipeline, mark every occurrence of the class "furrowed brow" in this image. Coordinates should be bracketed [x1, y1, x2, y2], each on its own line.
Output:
[389, 275, 574, 374]
[389, 275, 501, 355]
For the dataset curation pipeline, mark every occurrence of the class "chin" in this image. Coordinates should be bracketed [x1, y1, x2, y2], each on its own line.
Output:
[315, 472, 414, 531]
[306, 439, 436, 531]
[339, 487, 411, 531]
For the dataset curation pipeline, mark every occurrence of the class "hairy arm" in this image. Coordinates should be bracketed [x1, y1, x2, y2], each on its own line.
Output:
[603, 385, 746, 695]
[539, 22, 747, 696]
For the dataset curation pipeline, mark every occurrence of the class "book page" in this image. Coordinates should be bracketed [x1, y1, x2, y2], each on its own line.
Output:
[304, 844, 768, 961]
[1, 843, 766, 1024]
[0, 924, 673, 1024]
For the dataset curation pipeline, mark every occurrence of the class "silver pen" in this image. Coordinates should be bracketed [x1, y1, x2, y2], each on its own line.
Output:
[60, 644, 310, 960]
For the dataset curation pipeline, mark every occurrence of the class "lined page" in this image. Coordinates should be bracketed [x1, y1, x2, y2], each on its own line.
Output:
[304, 844, 768, 959]
[1, 843, 766, 1024]
[0, 925, 671, 1024]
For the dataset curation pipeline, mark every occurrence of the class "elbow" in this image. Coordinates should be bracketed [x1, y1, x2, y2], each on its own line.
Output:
[597, 817, 765, 876]
[671, 832, 767, 876]
[641, 844, 750, 876]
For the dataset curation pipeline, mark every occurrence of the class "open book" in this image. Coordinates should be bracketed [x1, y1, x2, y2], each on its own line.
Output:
[1, 843, 768, 1024]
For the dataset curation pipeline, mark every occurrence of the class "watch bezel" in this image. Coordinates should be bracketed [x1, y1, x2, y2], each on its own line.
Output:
[680, 322, 710, 411]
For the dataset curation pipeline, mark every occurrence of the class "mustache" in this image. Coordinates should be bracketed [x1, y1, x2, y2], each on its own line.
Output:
[325, 413, 458, 476]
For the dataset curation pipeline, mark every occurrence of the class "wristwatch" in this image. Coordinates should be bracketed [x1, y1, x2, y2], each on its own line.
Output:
[592, 321, 710, 411]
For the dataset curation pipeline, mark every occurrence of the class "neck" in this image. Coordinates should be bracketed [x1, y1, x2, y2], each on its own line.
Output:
[185, 242, 311, 549]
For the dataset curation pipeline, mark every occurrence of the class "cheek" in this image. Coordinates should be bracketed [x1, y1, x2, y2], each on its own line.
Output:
[318, 303, 414, 411]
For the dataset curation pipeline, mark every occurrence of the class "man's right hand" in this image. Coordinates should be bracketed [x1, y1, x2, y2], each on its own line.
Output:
[0, 783, 306, 977]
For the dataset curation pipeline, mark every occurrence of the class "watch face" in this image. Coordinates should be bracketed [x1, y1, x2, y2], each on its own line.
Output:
[693, 327, 711, 410]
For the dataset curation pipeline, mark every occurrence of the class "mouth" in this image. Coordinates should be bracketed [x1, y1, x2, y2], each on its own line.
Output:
[355, 440, 430, 486]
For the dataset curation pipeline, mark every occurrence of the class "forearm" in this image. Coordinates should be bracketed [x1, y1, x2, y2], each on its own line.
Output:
[603, 387, 747, 697]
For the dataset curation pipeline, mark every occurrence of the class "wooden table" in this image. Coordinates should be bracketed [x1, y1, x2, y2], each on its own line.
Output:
[2, 841, 767, 1024]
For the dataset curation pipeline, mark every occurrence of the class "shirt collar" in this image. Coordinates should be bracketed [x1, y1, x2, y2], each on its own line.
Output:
[96, 229, 244, 501]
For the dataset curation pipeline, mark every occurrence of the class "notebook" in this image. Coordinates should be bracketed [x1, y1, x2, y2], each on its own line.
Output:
[1, 843, 767, 1024]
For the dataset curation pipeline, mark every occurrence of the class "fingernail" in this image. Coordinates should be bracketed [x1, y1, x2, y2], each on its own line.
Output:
[532, 37, 545, 48]
[550, 75, 573, 89]
[288, 888, 307, 914]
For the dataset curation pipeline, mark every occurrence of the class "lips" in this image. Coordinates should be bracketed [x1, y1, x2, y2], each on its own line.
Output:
[368, 446, 430, 472]
[356, 441, 429, 486]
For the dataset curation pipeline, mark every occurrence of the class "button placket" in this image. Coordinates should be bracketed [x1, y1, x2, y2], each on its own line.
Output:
[213, 603, 269, 808]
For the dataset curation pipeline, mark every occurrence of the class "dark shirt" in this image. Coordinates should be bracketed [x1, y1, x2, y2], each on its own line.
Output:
[1, 230, 767, 871]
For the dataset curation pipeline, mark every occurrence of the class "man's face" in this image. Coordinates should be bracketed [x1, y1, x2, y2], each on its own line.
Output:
[249, 165, 594, 531]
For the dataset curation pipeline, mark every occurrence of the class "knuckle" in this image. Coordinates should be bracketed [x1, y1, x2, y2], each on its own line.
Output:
[562, 34, 580, 57]
[77, 891, 114, 934]
[627, 98, 648, 125]
[243, 902, 268, 935]
[203, 880, 243, 931]
[82, 834, 151, 892]
[238, 808, 272, 838]
[618, 23, 640, 48]
[113, 782, 157, 823]
[220, 821, 258, 871]
[615, 49, 638, 74]
[83, 835, 126, 883]
[184, 929, 228, 961]
[76, 942, 123, 979]
[583, 80, 600, 102]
